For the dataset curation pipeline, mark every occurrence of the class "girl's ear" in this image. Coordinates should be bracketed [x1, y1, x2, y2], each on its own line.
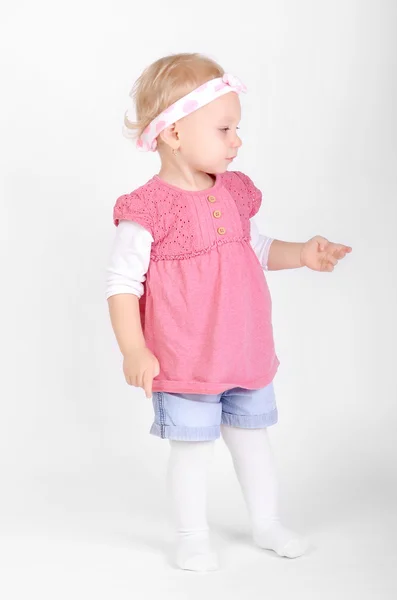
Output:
[159, 123, 180, 150]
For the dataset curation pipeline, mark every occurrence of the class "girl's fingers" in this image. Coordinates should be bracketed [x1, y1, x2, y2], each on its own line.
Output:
[142, 369, 154, 399]
[326, 255, 338, 266]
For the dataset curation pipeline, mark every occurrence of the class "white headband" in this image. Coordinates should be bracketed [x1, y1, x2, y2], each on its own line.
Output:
[122, 73, 247, 152]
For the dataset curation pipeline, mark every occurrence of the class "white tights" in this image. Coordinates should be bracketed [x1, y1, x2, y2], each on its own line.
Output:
[166, 425, 308, 571]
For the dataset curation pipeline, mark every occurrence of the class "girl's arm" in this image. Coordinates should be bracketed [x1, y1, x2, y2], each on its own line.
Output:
[108, 294, 146, 354]
[251, 219, 304, 271]
[267, 240, 304, 270]
[250, 219, 274, 271]
[106, 221, 153, 355]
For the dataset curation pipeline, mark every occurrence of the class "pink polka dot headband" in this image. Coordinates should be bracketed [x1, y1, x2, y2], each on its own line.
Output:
[123, 73, 247, 152]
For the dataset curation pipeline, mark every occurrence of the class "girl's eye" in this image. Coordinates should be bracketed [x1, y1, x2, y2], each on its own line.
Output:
[220, 127, 240, 132]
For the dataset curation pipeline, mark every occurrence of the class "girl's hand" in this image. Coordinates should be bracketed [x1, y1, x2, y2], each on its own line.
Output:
[123, 347, 160, 399]
[300, 236, 352, 272]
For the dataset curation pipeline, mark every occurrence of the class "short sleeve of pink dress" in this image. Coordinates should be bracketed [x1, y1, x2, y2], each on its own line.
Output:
[112, 170, 280, 394]
[113, 191, 154, 238]
[233, 170, 262, 217]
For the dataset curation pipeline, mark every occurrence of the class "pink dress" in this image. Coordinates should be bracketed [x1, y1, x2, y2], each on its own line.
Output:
[113, 170, 280, 394]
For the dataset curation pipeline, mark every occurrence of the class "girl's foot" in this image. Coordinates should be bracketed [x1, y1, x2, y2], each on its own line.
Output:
[175, 531, 219, 571]
[253, 520, 309, 558]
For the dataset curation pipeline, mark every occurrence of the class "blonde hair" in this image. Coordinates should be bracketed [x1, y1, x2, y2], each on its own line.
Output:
[123, 53, 224, 142]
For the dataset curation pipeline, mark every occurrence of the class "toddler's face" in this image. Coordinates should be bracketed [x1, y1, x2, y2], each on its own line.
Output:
[176, 92, 242, 174]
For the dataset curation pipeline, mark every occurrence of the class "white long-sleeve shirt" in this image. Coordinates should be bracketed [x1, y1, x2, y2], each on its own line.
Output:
[106, 219, 274, 299]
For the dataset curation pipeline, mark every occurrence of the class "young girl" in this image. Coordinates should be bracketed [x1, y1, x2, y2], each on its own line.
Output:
[106, 53, 352, 572]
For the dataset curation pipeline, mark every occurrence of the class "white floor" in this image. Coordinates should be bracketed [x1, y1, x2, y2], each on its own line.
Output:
[0, 458, 396, 600]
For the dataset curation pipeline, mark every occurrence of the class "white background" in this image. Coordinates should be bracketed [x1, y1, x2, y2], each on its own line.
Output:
[1, 0, 396, 597]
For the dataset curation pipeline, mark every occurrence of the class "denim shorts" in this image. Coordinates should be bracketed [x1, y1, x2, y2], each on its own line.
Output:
[150, 381, 278, 441]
